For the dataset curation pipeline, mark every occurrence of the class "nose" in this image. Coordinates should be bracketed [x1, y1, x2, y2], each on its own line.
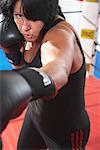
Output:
[22, 18, 31, 32]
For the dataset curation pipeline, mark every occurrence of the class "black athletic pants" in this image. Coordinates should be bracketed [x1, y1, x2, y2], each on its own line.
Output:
[17, 108, 90, 149]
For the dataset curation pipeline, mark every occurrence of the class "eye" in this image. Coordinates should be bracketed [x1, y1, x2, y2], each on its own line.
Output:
[14, 13, 23, 20]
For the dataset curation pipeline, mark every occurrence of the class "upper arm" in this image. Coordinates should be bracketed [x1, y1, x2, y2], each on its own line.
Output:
[40, 27, 75, 90]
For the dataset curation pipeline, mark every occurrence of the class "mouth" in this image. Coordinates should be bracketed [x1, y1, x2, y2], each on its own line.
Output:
[24, 34, 32, 39]
[24, 35, 34, 42]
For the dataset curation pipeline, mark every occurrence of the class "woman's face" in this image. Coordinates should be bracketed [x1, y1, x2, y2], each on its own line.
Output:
[13, 0, 44, 42]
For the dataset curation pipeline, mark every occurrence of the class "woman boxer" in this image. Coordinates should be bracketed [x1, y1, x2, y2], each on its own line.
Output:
[0, 0, 90, 149]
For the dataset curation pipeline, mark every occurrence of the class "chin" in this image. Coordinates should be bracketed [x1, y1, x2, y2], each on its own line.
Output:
[25, 37, 37, 42]
[26, 39, 33, 42]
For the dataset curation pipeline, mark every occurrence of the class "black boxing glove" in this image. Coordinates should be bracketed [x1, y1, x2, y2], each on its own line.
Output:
[0, 12, 25, 65]
[0, 70, 32, 133]
[0, 68, 56, 133]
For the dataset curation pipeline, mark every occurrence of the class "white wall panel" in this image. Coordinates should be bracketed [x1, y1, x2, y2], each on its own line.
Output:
[59, 0, 83, 34]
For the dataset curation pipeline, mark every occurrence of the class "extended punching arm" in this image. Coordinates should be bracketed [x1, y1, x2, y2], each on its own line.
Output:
[0, 12, 25, 65]
[0, 68, 56, 133]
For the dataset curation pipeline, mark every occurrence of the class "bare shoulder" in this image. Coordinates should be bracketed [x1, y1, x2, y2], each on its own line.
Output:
[42, 20, 76, 46]
[40, 20, 76, 73]
[41, 20, 76, 60]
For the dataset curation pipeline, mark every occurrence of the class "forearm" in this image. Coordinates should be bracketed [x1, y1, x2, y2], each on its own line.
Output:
[41, 59, 69, 91]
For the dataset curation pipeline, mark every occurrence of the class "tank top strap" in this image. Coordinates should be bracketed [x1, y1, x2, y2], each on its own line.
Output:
[42, 18, 64, 36]
[47, 18, 64, 30]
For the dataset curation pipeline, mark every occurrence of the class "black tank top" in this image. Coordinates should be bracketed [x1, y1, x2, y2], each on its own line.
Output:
[24, 19, 89, 135]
